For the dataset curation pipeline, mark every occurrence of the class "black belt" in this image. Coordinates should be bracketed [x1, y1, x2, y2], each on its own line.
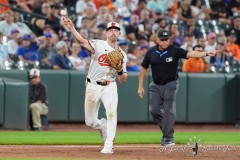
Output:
[155, 76, 178, 85]
[87, 78, 110, 86]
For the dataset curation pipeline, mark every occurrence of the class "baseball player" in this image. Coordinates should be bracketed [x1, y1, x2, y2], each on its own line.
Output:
[138, 29, 217, 146]
[62, 17, 127, 154]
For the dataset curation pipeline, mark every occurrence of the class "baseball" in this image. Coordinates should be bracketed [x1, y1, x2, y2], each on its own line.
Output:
[60, 10, 67, 16]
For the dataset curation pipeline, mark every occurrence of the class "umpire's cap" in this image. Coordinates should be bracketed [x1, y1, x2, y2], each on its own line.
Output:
[158, 29, 170, 40]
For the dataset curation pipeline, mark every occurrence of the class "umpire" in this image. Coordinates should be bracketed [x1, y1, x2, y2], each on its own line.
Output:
[138, 29, 217, 146]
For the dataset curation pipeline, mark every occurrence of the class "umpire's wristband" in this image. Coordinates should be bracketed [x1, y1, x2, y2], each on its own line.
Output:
[117, 70, 124, 75]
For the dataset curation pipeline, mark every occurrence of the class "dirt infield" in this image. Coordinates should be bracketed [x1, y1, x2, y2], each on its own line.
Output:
[0, 123, 239, 160]
[0, 144, 239, 160]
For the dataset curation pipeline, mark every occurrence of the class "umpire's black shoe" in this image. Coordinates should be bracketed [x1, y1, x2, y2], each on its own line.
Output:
[32, 127, 43, 131]
[161, 139, 175, 146]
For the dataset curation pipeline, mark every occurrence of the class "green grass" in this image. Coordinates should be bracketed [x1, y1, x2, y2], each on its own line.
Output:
[0, 131, 239, 145]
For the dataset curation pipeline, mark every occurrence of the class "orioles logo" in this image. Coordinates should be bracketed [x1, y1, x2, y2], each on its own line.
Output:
[98, 54, 110, 66]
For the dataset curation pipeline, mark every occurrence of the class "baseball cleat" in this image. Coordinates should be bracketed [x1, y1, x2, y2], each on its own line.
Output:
[101, 146, 113, 154]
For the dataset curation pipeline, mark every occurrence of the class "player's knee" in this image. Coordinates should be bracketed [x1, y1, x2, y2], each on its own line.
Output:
[30, 103, 38, 110]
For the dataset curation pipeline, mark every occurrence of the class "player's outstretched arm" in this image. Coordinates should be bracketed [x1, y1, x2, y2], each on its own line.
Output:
[61, 16, 94, 53]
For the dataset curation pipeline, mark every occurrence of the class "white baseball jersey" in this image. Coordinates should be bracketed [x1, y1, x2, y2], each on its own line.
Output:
[87, 40, 127, 82]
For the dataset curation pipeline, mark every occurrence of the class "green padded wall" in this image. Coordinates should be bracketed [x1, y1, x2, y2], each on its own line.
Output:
[224, 74, 238, 123]
[40, 70, 70, 121]
[0, 70, 28, 81]
[176, 72, 187, 122]
[81, 73, 149, 122]
[187, 73, 225, 122]
[69, 71, 87, 121]
[0, 79, 4, 125]
[148, 73, 188, 122]
[117, 72, 149, 122]
[3, 78, 29, 130]
[236, 74, 240, 122]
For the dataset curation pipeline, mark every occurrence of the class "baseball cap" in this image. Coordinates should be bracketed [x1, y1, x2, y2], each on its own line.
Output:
[23, 34, 32, 41]
[11, 28, 19, 34]
[158, 29, 170, 39]
[140, 45, 149, 50]
[56, 41, 67, 49]
[106, 22, 120, 31]
[30, 68, 40, 77]
[44, 33, 52, 38]
[207, 32, 216, 39]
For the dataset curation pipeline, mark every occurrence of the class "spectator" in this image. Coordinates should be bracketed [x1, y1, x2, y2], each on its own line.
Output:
[51, 41, 73, 70]
[229, 14, 240, 46]
[0, 32, 9, 68]
[118, 40, 129, 53]
[14, 12, 34, 37]
[210, 42, 232, 72]
[0, 0, 10, 13]
[177, 0, 194, 23]
[38, 33, 57, 68]
[226, 30, 240, 62]
[168, 21, 183, 47]
[126, 44, 141, 72]
[125, 14, 140, 42]
[226, 0, 240, 17]
[134, 0, 153, 18]
[16, 34, 40, 64]
[7, 28, 20, 62]
[180, 33, 195, 51]
[68, 42, 86, 71]
[182, 45, 208, 73]
[15, 0, 35, 13]
[31, 2, 63, 36]
[29, 68, 48, 131]
[92, 0, 113, 10]
[0, 10, 18, 37]
[209, 0, 227, 22]
[75, 0, 97, 15]
[205, 32, 217, 63]
[196, 36, 206, 49]
[190, 0, 209, 20]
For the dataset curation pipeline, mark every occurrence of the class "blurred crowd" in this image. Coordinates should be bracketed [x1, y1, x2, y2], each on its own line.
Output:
[0, 0, 240, 73]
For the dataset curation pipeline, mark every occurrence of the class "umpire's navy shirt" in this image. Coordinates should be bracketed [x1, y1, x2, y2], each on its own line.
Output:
[141, 45, 188, 84]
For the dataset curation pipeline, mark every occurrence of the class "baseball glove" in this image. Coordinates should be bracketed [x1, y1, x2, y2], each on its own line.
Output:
[105, 49, 124, 71]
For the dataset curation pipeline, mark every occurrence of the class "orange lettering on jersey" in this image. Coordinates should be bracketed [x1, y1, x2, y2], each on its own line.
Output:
[98, 54, 110, 66]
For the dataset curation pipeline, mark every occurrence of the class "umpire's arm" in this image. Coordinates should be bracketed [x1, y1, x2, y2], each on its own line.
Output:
[187, 50, 217, 58]
[138, 66, 148, 99]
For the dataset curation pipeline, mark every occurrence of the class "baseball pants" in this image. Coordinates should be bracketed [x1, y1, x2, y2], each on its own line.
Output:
[149, 80, 179, 140]
[85, 81, 118, 144]
[29, 103, 48, 128]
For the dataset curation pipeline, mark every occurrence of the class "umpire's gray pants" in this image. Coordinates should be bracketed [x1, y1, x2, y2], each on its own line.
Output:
[149, 80, 179, 140]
